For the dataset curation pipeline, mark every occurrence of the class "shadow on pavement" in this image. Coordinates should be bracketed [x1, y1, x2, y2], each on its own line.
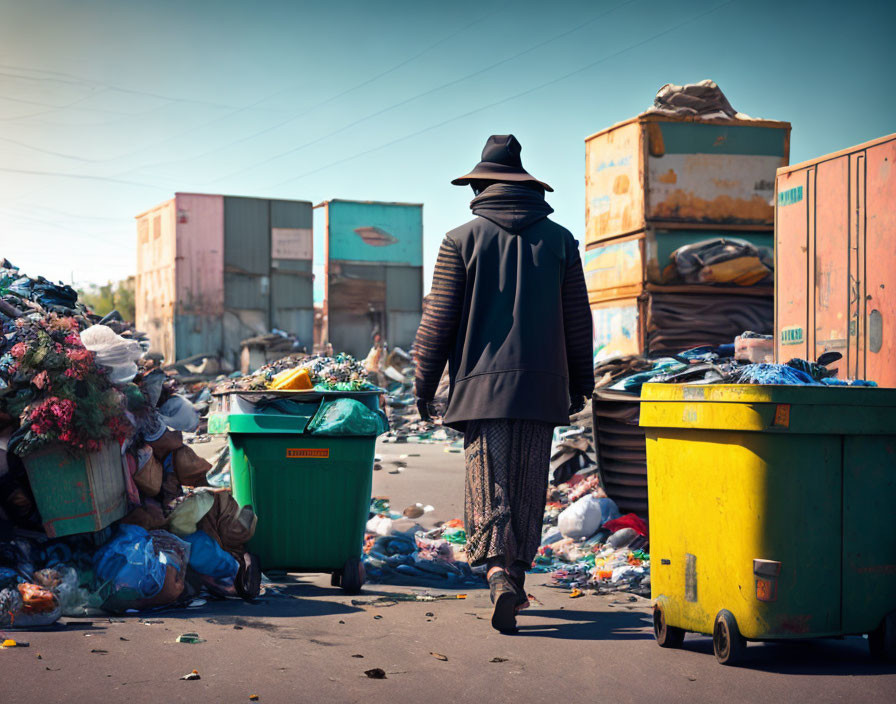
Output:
[679, 635, 896, 675]
[514, 608, 654, 641]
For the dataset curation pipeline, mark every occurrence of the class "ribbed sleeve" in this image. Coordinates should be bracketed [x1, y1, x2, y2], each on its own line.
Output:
[414, 236, 466, 401]
[562, 247, 595, 398]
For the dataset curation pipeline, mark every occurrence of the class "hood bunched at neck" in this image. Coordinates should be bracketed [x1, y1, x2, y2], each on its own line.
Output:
[470, 183, 554, 233]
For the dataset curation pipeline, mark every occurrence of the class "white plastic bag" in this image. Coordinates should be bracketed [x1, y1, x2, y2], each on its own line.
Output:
[80, 325, 143, 384]
[557, 495, 620, 540]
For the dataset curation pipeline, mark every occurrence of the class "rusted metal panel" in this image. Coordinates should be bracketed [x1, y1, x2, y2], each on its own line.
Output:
[813, 158, 850, 375]
[584, 236, 643, 294]
[585, 115, 790, 247]
[173, 193, 224, 361]
[644, 119, 789, 228]
[585, 121, 643, 245]
[775, 133, 896, 387]
[864, 138, 896, 383]
[589, 294, 644, 364]
[774, 169, 810, 361]
[270, 199, 314, 347]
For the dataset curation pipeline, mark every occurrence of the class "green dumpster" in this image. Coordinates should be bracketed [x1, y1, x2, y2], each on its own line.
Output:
[209, 390, 386, 594]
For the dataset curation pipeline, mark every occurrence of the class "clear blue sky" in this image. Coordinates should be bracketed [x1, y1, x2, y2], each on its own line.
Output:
[1, 0, 893, 297]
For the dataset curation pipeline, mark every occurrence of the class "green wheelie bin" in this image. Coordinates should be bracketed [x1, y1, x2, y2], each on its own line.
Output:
[209, 389, 386, 594]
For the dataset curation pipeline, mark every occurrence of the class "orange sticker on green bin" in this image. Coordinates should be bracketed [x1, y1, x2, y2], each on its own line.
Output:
[286, 448, 329, 459]
[773, 404, 791, 428]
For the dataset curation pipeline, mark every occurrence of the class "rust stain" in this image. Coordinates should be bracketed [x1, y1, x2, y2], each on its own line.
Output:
[777, 614, 812, 634]
[646, 123, 665, 157]
[613, 174, 630, 194]
[621, 206, 632, 231]
[649, 190, 773, 223]
[712, 178, 739, 189]
[658, 169, 677, 184]
[713, 135, 727, 148]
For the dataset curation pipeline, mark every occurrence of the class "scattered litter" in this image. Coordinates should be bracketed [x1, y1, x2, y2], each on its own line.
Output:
[141, 619, 164, 625]
[430, 652, 448, 661]
[490, 657, 508, 663]
[249, 695, 260, 701]
[90, 649, 108, 654]
[569, 588, 583, 598]
[364, 668, 387, 679]
[1, 639, 28, 648]
[352, 654, 364, 658]
[180, 670, 201, 681]
[176, 632, 206, 644]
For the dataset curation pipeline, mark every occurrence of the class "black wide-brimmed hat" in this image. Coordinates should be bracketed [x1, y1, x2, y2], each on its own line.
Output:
[451, 134, 553, 192]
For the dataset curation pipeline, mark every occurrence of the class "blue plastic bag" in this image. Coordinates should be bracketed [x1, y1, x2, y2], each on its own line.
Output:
[93, 525, 167, 601]
[182, 531, 239, 580]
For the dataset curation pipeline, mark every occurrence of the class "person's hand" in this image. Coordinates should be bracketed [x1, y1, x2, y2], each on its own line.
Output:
[568, 395, 586, 417]
[417, 399, 442, 424]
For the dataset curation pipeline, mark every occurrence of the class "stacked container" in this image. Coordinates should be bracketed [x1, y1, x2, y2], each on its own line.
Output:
[586, 113, 790, 516]
[136, 193, 314, 367]
[585, 114, 790, 360]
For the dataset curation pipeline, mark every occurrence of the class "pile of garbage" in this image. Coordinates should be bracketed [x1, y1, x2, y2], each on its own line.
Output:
[216, 353, 378, 393]
[362, 498, 479, 586]
[660, 238, 774, 287]
[0, 261, 260, 627]
[533, 421, 651, 596]
[378, 354, 461, 444]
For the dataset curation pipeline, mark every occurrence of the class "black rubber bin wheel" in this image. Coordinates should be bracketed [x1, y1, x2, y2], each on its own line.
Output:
[654, 604, 685, 648]
[330, 571, 342, 588]
[713, 610, 746, 665]
[340, 557, 365, 595]
[869, 611, 896, 661]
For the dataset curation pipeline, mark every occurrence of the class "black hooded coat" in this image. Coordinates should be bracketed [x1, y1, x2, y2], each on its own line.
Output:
[414, 183, 594, 430]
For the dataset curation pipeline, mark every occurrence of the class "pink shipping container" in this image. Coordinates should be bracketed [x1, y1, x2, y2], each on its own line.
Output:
[775, 133, 896, 386]
[136, 193, 314, 366]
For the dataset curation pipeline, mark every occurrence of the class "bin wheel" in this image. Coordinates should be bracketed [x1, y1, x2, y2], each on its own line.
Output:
[330, 571, 342, 588]
[713, 610, 746, 666]
[340, 558, 365, 595]
[654, 604, 685, 648]
[868, 611, 896, 661]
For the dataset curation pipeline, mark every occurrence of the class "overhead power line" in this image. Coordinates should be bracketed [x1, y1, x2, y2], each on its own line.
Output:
[264, 0, 736, 191]
[201, 0, 635, 185]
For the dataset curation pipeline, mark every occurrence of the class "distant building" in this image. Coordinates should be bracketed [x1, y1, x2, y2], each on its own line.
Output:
[319, 199, 423, 359]
[135, 193, 313, 366]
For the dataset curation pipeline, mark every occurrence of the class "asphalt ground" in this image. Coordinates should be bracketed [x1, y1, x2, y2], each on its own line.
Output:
[2, 440, 894, 703]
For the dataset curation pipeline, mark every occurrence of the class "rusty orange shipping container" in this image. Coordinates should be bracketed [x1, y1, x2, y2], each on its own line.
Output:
[585, 114, 791, 246]
[775, 133, 896, 385]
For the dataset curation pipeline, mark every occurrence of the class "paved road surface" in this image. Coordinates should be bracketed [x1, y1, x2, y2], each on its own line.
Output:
[3, 441, 894, 703]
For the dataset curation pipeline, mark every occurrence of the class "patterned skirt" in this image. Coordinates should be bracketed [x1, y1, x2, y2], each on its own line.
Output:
[463, 419, 554, 567]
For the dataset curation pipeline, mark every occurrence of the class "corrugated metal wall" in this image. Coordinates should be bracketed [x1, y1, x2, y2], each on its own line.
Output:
[174, 193, 224, 360]
[270, 199, 314, 349]
[138, 193, 314, 366]
[135, 198, 177, 361]
[323, 201, 423, 358]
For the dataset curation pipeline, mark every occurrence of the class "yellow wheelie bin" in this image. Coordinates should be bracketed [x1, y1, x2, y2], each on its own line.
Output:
[640, 383, 896, 665]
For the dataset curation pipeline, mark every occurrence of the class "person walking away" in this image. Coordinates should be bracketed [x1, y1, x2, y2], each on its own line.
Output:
[414, 135, 594, 633]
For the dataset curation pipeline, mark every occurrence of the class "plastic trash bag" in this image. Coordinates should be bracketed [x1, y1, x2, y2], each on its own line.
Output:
[558, 495, 621, 540]
[93, 524, 168, 602]
[182, 530, 239, 581]
[0, 584, 61, 628]
[79, 324, 143, 384]
[307, 398, 389, 437]
[158, 395, 200, 433]
[168, 491, 215, 537]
